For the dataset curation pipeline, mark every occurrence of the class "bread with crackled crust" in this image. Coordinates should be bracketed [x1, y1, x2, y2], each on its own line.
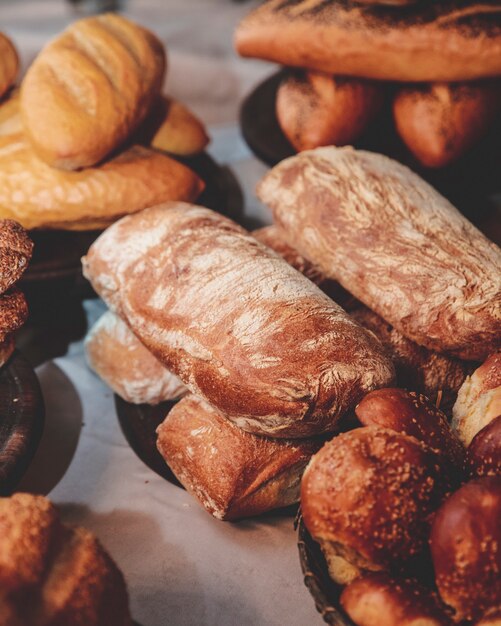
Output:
[0, 289, 28, 341]
[0, 33, 18, 99]
[0, 219, 33, 294]
[156, 394, 322, 519]
[85, 310, 186, 404]
[20, 13, 166, 170]
[235, 0, 501, 82]
[82, 203, 395, 438]
[258, 147, 501, 361]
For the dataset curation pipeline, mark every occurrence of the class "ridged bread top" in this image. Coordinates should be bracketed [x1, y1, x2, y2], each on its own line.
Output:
[20, 13, 166, 170]
[258, 147, 501, 361]
[82, 203, 395, 438]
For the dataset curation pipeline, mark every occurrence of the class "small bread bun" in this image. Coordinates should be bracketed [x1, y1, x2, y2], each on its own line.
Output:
[452, 353, 501, 446]
[393, 81, 501, 168]
[276, 70, 383, 152]
[0, 219, 33, 295]
[340, 572, 453, 626]
[355, 388, 465, 473]
[301, 426, 446, 584]
[466, 415, 501, 478]
[430, 476, 501, 623]
[0, 288, 28, 340]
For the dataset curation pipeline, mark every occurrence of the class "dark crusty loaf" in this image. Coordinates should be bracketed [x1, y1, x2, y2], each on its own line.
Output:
[235, 0, 501, 82]
[82, 203, 394, 438]
[0, 219, 33, 294]
[258, 147, 501, 361]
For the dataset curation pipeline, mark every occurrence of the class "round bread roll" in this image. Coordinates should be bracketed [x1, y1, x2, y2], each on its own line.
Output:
[430, 476, 501, 623]
[301, 426, 446, 584]
[0, 288, 28, 341]
[340, 572, 453, 626]
[466, 415, 501, 478]
[0, 33, 18, 99]
[0, 219, 33, 295]
[0, 493, 131, 626]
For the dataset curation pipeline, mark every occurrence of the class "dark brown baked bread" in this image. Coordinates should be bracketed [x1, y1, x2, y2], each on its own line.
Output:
[301, 426, 446, 584]
[258, 147, 501, 361]
[466, 414, 501, 478]
[82, 203, 394, 438]
[0, 288, 28, 341]
[276, 70, 383, 151]
[235, 0, 501, 82]
[0, 219, 33, 295]
[156, 394, 322, 520]
[0, 493, 131, 626]
[393, 80, 501, 168]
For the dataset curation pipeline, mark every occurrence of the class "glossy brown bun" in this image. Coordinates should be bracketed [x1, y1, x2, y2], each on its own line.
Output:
[355, 388, 465, 474]
[430, 476, 501, 623]
[340, 572, 453, 626]
[466, 415, 501, 478]
[301, 426, 446, 584]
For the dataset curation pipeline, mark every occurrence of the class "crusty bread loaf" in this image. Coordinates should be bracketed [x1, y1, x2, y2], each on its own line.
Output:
[82, 203, 395, 438]
[0, 33, 18, 99]
[235, 0, 501, 82]
[21, 14, 166, 170]
[85, 310, 186, 404]
[156, 394, 322, 520]
[0, 493, 131, 626]
[258, 147, 501, 361]
[276, 70, 383, 152]
[393, 81, 501, 168]
[0, 219, 33, 294]
[136, 95, 209, 156]
[0, 289, 28, 341]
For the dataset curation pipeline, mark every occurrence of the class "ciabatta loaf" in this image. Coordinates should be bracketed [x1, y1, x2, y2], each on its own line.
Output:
[21, 14, 166, 170]
[258, 147, 501, 361]
[82, 203, 394, 438]
[0, 33, 18, 99]
[235, 0, 501, 82]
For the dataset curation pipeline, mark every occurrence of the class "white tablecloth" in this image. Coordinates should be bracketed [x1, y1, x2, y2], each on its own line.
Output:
[3, 1, 323, 624]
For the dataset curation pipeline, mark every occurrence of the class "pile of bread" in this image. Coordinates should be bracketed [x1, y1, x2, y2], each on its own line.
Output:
[0, 15, 208, 231]
[0, 219, 33, 366]
[235, 0, 501, 168]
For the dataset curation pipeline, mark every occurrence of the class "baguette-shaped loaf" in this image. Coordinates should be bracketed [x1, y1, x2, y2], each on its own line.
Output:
[0, 33, 18, 99]
[156, 394, 322, 520]
[235, 0, 501, 82]
[82, 203, 394, 437]
[258, 147, 501, 361]
[21, 14, 166, 170]
[85, 310, 186, 404]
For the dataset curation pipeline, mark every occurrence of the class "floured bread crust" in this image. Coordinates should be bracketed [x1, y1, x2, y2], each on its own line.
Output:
[83, 203, 394, 438]
[258, 147, 501, 361]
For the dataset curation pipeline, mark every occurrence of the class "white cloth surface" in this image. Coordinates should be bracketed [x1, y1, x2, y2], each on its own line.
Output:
[3, 1, 322, 624]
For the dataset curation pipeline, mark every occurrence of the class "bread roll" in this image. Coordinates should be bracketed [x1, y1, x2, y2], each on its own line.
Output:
[394, 81, 501, 168]
[258, 147, 501, 361]
[82, 203, 394, 438]
[85, 310, 186, 404]
[276, 70, 383, 152]
[0, 219, 33, 294]
[21, 14, 166, 170]
[156, 394, 322, 520]
[466, 415, 501, 478]
[0, 289, 28, 341]
[0, 493, 131, 626]
[452, 352, 501, 446]
[235, 0, 501, 82]
[430, 477, 501, 623]
[0, 33, 18, 99]
[301, 426, 446, 584]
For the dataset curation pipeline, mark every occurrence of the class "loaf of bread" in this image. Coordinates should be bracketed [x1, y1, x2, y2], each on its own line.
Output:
[0, 289, 28, 341]
[83, 203, 394, 438]
[393, 81, 501, 168]
[156, 394, 322, 519]
[466, 415, 501, 478]
[0, 493, 131, 626]
[258, 147, 501, 361]
[85, 310, 186, 404]
[276, 70, 383, 152]
[21, 14, 166, 170]
[0, 33, 18, 99]
[235, 0, 501, 82]
[0, 219, 33, 294]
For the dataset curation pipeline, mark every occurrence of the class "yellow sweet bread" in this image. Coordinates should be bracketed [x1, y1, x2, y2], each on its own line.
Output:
[0, 33, 18, 99]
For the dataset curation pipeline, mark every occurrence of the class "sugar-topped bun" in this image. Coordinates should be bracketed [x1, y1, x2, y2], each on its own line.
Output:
[466, 415, 501, 478]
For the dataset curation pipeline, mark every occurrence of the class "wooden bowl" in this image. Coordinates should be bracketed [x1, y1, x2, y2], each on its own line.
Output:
[0, 350, 45, 495]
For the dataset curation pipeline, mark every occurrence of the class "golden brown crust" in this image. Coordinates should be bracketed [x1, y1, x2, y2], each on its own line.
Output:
[430, 476, 501, 623]
[83, 203, 395, 438]
[0, 219, 33, 294]
[276, 70, 383, 152]
[393, 81, 501, 168]
[21, 14, 166, 170]
[466, 414, 501, 478]
[156, 394, 322, 520]
[0, 288, 28, 340]
[0, 33, 18, 99]
[235, 0, 501, 82]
